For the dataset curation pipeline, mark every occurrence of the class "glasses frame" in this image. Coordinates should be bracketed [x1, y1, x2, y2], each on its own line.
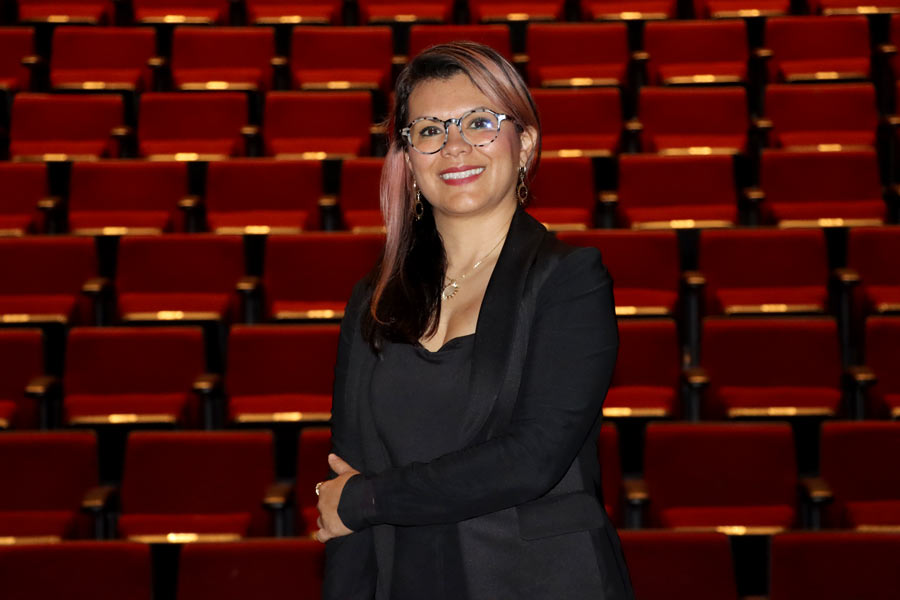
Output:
[401, 107, 509, 155]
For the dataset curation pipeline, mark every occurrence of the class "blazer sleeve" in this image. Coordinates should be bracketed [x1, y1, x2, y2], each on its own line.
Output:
[338, 246, 618, 530]
[323, 280, 378, 599]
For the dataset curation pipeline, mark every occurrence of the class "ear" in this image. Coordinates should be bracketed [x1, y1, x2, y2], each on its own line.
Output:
[518, 125, 537, 170]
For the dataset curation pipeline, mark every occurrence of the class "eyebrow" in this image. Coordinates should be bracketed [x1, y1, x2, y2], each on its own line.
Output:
[409, 106, 493, 122]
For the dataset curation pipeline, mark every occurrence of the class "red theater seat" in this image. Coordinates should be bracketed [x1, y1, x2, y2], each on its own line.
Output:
[809, 0, 900, 14]
[138, 92, 249, 160]
[769, 532, 900, 600]
[527, 156, 595, 229]
[296, 426, 330, 534]
[0, 28, 35, 92]
[532, 87, 622, 157]
[606, 319, 681, 418]
[245, 0, 342, 24]
[694, 0, 788, 17]
[643, 422, 798, 530]
[468, 0, 564, 21]
[698, 228, 830, 316]
[0, 328, 45, 430]
[17, 0, 114, 23]
[637, 86, 748, 154]
[264, 92, 372, 158]
[0, 236, 97, 325]
[177, 539, 325, 599]
[820, 421, 900, 528]
[132, 0, 230, 23]
[864, 317, 900, 418]
[598, 424, 623, 525]
[557, 229, 680, 317]
[119, 431, 277, 540]
[526, 23, 629, 88]
[0, 541, 152, 600]
[582, 0, 676, 21]
[643, 20, 748, 85]
[0, 162, 46, 235]
[50, 27, 156, 92]
[763, 16, 871, 83]
[225, 324, 339, 424]
[701, 317, 843, 418]
[63, 327, 207, 427]
[338, 157, 384, 231]
[358, 0, 453, 22]
[264, 233, 383, 321]
[847, 226, 900, 316]
[764, 83, 878, 149]
[756, 150, 885, 225]
[205, 159, 324, 233]
[10, 93, 124, 160]
[0, 432, 98, 540]
[67, 161, 188, 235]
[171, 27, 277, 92]
[614, 154, 738, 228]
[619, 531, 738, 600]
[407, 25, 512, 60]
[115, 234, 247, 324]
[290, 26, 392, 93]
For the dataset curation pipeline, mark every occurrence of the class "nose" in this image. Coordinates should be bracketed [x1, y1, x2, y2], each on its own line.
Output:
[441, 122, 471, 157]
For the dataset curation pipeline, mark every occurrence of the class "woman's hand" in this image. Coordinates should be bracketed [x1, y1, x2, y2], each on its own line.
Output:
[314, 453, 360, 543]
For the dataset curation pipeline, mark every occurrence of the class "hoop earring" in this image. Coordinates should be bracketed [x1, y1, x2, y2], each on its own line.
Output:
[516, 166, 528, 206]
[413, 182, 424, 221]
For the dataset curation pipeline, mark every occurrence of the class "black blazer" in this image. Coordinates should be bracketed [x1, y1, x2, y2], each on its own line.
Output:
[324, 208, 635, 600]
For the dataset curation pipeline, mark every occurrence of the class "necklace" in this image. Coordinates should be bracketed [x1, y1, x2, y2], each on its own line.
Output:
[441, 234, 507, 301]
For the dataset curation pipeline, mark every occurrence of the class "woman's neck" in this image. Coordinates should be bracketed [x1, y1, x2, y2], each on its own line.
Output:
[434, 202, 516, 276]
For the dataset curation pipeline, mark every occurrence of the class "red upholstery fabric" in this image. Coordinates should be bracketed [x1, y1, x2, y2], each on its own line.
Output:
[770, 532, 900, 600]
[0, 541, 151, 600]
[17, 0, 113, 23]
[50, 27, 155, 91]
[0, 328, 44, 429]
[557, 230, 680, 315]
[644, 20, 748, 85]
[468, 0, 564, 20]
[597, 424, 622, 525]
[702, 317, 843, 417]
[765, 83, 877, 148]
[616, 154, 737, 226]
[264, 233, 384, 318]
[296, 427, 331, 534]
[639, 87, 748, 152]
[358, 0, 452, 21]
[810, 0, 900, 14]
[133, 0, 229, 23]
[67, 161, 187, 233]
[607, 319, 680, 417]
[63, 327, 205, 424]
[699, 228, 829, 314]
[205, 159, 323, 232]
[619, 531, 738, 600]
[10, 93, 123, 159]
[765, 16, 870, 82]
[177, 539, 325, 599]
[290, 26, 392, 93]
[226, 324, 339, 420]
[171, 27, 276, 91]
[696, 0, 788, 17]
[582, 0, 676, 19]
[120, 431, 275, 537]
[0, 162, 45, 235]
[533, 88, 622, 154]
[865, 317, 900, 417]
[0, 28, 34, 91]
[0, 236, 97, 324]
[820, 421, 900, 527]
[527, 23, 629, 87]
[138, 92, 247, 158]
[245, 0, 340, 23]
[339, 157, 384, 230]
[847, 227, 900, 315]
[264, 91, 372, 157]
[528, 156, 595, 228]
[116, 234, 245, 322]
[758, 150, 884, 223]
[0, 431, 97, 538]
[408, 25, 511, 59]
[0, 402, 13, 429]
[643, 422, 797, 528]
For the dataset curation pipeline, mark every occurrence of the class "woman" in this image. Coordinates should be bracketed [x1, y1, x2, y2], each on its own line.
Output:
[314, 41, 634, 599]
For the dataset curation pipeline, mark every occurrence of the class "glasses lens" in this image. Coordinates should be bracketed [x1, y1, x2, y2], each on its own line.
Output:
[409, 118, 446, 154]
[460, 111, 501, 146]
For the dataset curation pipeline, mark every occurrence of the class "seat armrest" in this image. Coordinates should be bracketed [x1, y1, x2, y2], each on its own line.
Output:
[799, 476, 833, 530]
[236, 275, 264, 324]
[147, 56, 169, 92]
[843, 365, 877, 420]
[82, 276, 114, 326]
[877, 43, 898, 57]
[270, 56, 289, 90]
[318, 195, 341, 231]
[36, 195, 64, 233]
[194, 373, 225, 429]
[831, 267, 860, 286]
[81, 485, 119, 539]
[110, 125, 135, 158]
[624, 118, 642, 152]
[25, 375, 62, 430]
[681, 270, 706, 291]
[623, 478, 648, 529]
[681, 273, 706, 370]
[177, 195, 204, 232]
[193, 372, 223, 395]
[739, 187, 765, 226]
[242, 125, 261, 157]
[21, 54, 47, 91]
[751, 116, 773, 131]
[681, 366, 708, 421]
[264, 481, 296, 537]
[752, 48, 773, 60]
[597, 191, 618, 229]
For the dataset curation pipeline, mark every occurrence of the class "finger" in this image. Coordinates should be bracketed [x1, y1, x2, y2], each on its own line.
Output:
[328, 453, 353, 474]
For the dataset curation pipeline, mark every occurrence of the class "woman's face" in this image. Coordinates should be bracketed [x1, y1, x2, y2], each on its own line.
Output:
[405, 72, 535, 221]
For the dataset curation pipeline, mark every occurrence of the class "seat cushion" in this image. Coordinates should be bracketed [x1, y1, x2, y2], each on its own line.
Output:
[715, 286, 828, 314]
[139, 139, 241, 158]
[778, 58, 869, 81]
[207, 210, 314, 233]
[472, 1, 563, 20]
[228, 393, 331, 421]
[612, 288, 678, 314]
[716, 385, 842, 416]
[535, 64, 627, 86]
[0, 401, 14, 429]
[52, 68, 144, 89]
[293, 68, 388, 92]
[18, 3, 110, 21]
[68, 210, 174, 233]
[65, 393, 193, 424]
[648, 134, 745, 152]
[605, 385, 676, 416]
[845, 501, 900, 527]
[865, 286, 900, 313]
[768, 200, 885, 223]
[267, 137, 367, 158]
[584, 0, 675, 18]
[661, 504, 795, 529]
[270, 300, 346, 320]
[526, 208, 592, 229]
[776, 131, 874, 149]
[117, 292, 232, 321]
[174, 68, 266, 90]
[118, 513, 252, 538]
[657, 61, 746, 84]
[0, 510, 78, 537]
[0, 294, 78, 322]
[621, 204, 736, 226]
[342, 209, 384, 231]
[10, 140, 114, 159]
[541, 133, 619, 154]
[248, 3, 337, 21]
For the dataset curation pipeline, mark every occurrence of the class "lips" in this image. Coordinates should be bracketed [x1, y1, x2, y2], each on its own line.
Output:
[439, 166, 485, 185]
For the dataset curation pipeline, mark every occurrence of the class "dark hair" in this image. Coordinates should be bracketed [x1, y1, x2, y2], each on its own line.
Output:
[361, 41, 541, 352]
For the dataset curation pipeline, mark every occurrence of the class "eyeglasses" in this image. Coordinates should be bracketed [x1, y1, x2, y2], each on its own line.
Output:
[401, 108, 509, 155]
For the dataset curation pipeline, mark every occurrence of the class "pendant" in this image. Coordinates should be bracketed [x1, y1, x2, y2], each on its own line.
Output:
[441, 280, 459, 301]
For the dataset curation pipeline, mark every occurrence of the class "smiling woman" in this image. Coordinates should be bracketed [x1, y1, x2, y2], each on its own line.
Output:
[313, 42, 634, 600]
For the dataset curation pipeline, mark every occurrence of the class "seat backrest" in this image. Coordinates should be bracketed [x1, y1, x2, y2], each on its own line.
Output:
[69, 161, 188, 212]
[618, 154, 736, 208]
[0, 162, 46, 216]
[205, 159, 322, 213]
[847, 226, 900, 286]
[264, 91, 372, 140]
[765, 16, 869, 63]
[532, 88, 622, 135]
[171, 26, 274, 71]
[290, 26, 392, 71]
[820, 421, 900, 505]
[0, 236, 96, 294]
[0, 27, 33, 84]
[865, 317, 900, 396]
[138, 92, 247, 141]
[759, 150, 881, 205]
[640, 87, 747, 136]
[11, 93, 123, 143]
[644, 20, 747, 73]
[338, 158, 383, 212]
[613, 319, 681, 388]
[766, 83, 877, 133]
[51, 26, 155, 70]
[527, 23, 628, 78]
[408, 24, 511, 59]
[0, 328, 44, 428]
[529, 156, 595, 210]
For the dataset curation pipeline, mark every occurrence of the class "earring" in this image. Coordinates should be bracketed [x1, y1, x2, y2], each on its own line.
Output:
[413, 182, 424, 221]
[516, 166, 528, 206]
